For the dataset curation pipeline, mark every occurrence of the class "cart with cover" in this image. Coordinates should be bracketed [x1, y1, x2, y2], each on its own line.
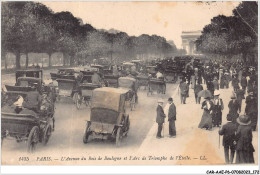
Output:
[83, 87, 130, 146]
[56, 78, 78, 103]
[118, 77, 138, 111]
[1, 91, 55, 153]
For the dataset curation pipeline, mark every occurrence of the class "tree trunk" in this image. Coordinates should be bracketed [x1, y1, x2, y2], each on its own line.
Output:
[15, 51, 21, 69]
[2, 51, 7, 70]
[63, 52, 66, 66]
[25, 52, 29, 68]
[48, 52, 52, 67]
[69, 53, 74, 66]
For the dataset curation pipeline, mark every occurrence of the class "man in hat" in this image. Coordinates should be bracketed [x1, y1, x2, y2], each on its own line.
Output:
[213, 77, 219, 90]
[219, 114, 237, 164]
[156, 99, 166, 139]
[245, 92, 258, 131]
[235, 87, 245, 113]
[167, 98, 177, 138]
[179, 78, 189, 104]
[212, 90, 224, 127]
[194, 81, 203, 104]
[228, 94, 240, 124]
[235, 115, 255, 164]
[240, 75, 247, 93]
[232, 76, 239, 92]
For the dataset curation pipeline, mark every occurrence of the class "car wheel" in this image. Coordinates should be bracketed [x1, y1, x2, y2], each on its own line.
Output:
[116, 127, 122, 147]
[43, 124, 52, 145]
[27, 126, 39, 153]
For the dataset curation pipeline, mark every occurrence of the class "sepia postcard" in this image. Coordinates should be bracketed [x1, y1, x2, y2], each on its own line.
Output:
[1, 1, 259, 174]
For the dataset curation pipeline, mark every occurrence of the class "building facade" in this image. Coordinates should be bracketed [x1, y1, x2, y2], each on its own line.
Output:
[181, 31, 201, 55]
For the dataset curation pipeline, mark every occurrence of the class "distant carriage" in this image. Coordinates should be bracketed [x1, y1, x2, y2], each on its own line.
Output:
[147, 78, 166, 96]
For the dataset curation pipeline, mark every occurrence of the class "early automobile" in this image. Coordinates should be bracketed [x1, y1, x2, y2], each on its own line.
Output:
[118, 77, 138, 111]
[147, 78, 166, 96]
[1, 91, 55, 153]
[15, 69, 42, 82]
[50, 68, 77, 81]
[83, 87, 130, 146]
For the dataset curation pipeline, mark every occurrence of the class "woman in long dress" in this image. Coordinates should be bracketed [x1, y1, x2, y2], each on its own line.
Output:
[198, 97, 213, 130]
[235, 115, 255, 164]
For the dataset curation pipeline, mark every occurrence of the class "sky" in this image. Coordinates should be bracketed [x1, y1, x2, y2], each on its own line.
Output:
[42, 1, 241, 49]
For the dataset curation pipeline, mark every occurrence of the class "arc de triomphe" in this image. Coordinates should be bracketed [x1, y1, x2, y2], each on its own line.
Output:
[181, 31, 201, 55]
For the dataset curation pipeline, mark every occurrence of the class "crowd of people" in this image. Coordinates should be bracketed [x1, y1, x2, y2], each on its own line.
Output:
[156, 58, 257, 164]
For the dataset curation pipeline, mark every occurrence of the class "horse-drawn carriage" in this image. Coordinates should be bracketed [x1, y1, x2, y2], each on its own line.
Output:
[147, 78, 166, 96]
[50, 68, 76, 81]
[1, 91, 55, 153]
[83, 87, 130, 146]
[118, 77, 138, 111]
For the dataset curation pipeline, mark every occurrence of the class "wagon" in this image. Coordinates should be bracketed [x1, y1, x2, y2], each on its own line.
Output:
[118, 77, 138, 111]
[83, 87, 130, 146]
[147, 78, 166, 96]
[1, 91, 55, 153]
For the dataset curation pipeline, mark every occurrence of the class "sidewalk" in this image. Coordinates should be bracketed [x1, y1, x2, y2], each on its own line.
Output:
[138, 82, 258, 165]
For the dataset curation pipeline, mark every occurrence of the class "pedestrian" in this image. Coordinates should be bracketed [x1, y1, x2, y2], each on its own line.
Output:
[167, 98, 177, 138]
[212, 90, 224, 127]
[245, 92, 258, 131]
[235, 87, 245, 113]
[194, 81, 203, 104]
[228, 94, 240, 125]
[156, 99, 166, 139]
[213, 77, 219, 90]
[179, 78, 188, 104]
[207, 79, 215, 97]
[198, 96, 213, 130]
[235, 115, 255, 164]
[240, 75, 247, 93]
[218, 114, 237, 164]
[232, 76, 239, 92]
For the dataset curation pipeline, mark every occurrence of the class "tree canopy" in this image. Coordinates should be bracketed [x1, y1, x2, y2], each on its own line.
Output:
[2, 1, 178, 68]
[196, 2, 258, 64]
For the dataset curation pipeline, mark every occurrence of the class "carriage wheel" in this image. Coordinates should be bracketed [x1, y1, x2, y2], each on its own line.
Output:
[83, 122, 91, 144]
[116, 127, 122, 147]
[75, 93, 82, 110]
[130, 95, 135, 111]
[86, 100, 92, 107]
[125, 116, 130, 137]
[27, 126, 39, 153]
[52, 117, 55, 131]
[43, 124, 52, 145]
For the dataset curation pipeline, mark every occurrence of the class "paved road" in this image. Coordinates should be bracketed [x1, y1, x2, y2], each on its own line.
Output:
[1, 68, 178, 165]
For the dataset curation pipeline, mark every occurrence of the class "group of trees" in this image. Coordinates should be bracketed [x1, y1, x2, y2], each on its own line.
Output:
[2, 1, 179, 69]
[196, 2, 258, 65]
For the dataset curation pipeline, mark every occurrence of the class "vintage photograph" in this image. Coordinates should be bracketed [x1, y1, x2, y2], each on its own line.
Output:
[1, 1, 258, 168]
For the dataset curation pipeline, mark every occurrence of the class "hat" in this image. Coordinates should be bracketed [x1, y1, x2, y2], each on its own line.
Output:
[157, 99, 164, 103]
[168, 97, 173, 102]
[237, 115, 251, 126]
[214, 90, 220, 96]
[230, 94, 236, 99]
